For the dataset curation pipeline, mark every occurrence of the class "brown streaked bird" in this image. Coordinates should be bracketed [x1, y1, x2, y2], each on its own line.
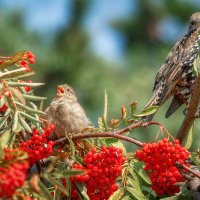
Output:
[145, 12, 200, 121]
[45, 84, 91, 139]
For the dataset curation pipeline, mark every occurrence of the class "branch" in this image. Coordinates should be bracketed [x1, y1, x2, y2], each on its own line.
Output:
[54, 132, 144, 147]
[176, 162, 200, 200]
[176, 74, 200, 144]
[176, 162, 200, 179]
[54, 121, 163, 147]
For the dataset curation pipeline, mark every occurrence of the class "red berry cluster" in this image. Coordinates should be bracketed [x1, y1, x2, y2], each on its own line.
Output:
[136, 138, 190, 196]
[71, 146, 125, 200]
[19, 51, 35, 71]
[0, 149, 29, 198]
[19, 125, 55, 164]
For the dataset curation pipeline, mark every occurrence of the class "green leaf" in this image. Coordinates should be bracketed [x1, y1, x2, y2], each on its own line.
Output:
[19, 111, 41, 123]
[19, 115, 32, 133]
[12, 111, 19, 132]
[109, 139, 127, 154]
[134, 162, 151, 185]
[108, 188, 124, 200]
[23, 94, 47, 101]
[7, 81, 45, 87]
[126, 186, 147, 200]
[65, 133, 75, 156]
[43, 175, 68, 196]
[132, 106, 158, 117]
[8, 86, 26, 104]
[74, 183, 89, 200]
[0, 130, 11, 149]
[103, 89, 108, 130]
[0, 68, 29, 79]
[184, 123, 194, 149]
[38, 181, 54, 200]
[15, 101, 46, 115]
[191, 152, 200, 167]
[121, 196, 131, 200]
[0, 109, 12, 129]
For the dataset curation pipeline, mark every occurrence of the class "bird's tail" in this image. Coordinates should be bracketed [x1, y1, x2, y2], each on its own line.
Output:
[165, 96, 183, 118]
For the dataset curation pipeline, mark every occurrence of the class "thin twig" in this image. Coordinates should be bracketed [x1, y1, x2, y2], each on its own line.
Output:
[176, 162, 200, 179]
[54, 121, 165, 147]
[55, 132, 144, 147]
[176, 74, 200, 144]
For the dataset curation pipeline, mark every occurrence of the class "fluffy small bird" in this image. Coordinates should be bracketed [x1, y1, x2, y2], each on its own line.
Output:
[145, 12, 200, 121]
[45, 84, 91, 139]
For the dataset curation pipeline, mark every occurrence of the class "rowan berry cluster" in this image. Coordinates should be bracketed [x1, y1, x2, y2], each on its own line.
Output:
[19, 51, 35, 71]
[136, 138, 190, 196]
[19, 125, 55, 164]
[0, 149, 29, 198]
[70, 146, 125, 200]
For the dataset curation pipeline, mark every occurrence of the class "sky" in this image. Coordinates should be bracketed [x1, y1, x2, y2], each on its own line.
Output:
[0, 0, 135, 62]
[0, 0, 200, 62]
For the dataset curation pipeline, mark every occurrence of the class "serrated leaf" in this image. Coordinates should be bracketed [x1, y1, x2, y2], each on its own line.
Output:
[8, 132, 16, 148]
[191, 152, 200, 167]
[38, 181, 54, 200]
[15, 101, 45, 115]
[110, 140, 127, 154]
[23, 94, 47, 101]
[8, 86, 26, 104]
[0, 130, 11, 149]
[7, 81, 45, 87]
[19, 115, 32, 133]
[74, 183, 89, 200]
[12, 111, 19, 132]
[126, 186, 147, 200]
[132, 106, 158, 117]
[0, 68, 27, 79]
[121, 196, 131, 200]
[0, 109, 12, 129]
[14, 71, 35, 79]
[134, 162, 151, 185]
[108, 188, 124, 200]
[103, 89, 108, 130]
[127, 177, 140, 190]
[65, 133, 75, 156]
[19, 111, 41, 123]
[184, 123, 194, 149]
[43, 175, 68, 196]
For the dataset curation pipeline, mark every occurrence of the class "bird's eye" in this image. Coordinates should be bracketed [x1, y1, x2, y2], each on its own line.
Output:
[191, 21, 195, 25]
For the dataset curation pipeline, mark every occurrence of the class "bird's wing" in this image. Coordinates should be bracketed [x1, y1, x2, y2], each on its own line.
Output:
[150, 31, 197, 105]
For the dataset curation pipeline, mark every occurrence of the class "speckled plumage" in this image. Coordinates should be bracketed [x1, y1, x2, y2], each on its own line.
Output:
[146, 12, 200, 121]
[45, 84, 91, 138]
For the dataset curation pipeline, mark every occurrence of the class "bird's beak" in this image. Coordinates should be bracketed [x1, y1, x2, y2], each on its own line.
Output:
[57, 86, 65, 98]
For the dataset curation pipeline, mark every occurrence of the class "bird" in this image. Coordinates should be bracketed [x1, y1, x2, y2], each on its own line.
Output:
[45, 84, 91, 139]
[145, 12, 200, 121]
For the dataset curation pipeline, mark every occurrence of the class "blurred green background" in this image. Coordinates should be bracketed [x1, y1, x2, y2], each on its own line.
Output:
[1, 0, 200, 150]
